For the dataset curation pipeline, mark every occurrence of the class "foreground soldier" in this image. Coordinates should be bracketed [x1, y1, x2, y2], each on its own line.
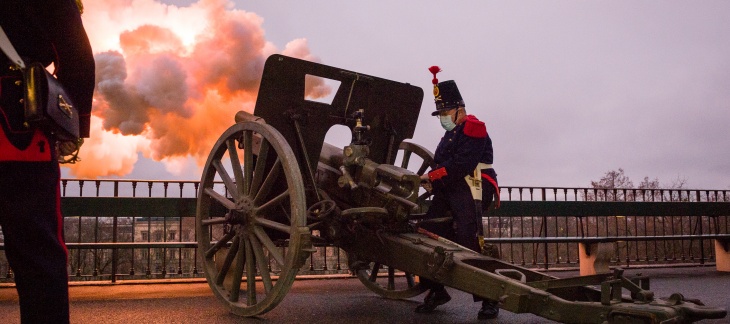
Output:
[417, 66, 500, 320]
[0, 1, 94, 322]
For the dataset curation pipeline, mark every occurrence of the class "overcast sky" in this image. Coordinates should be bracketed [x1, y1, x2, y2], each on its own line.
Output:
[66, 0, 730, 190]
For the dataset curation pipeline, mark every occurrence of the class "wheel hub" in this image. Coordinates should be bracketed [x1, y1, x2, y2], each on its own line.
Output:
[226, 197, 255, 225]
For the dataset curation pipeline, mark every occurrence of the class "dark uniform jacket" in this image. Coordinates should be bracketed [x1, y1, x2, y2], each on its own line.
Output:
[428, 114, 495, 195]
[424, 114, 497, 251]
[0, 0, 95, 139]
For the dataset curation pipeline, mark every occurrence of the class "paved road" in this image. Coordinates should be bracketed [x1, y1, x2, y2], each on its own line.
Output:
[1, 267, 728, 323]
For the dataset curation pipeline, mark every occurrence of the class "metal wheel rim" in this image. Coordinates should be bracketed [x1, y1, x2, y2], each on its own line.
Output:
[354, 260, 428, 299]
[197, 121, 308, 316]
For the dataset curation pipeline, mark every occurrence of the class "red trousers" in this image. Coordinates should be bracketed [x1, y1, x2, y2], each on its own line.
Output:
[1, 92, 69, 323]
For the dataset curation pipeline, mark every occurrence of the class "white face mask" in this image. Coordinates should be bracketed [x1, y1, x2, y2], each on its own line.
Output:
[439, 114, 456, 131]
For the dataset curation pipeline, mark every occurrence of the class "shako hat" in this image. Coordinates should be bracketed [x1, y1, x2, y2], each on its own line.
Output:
[428, 66, 465, 116]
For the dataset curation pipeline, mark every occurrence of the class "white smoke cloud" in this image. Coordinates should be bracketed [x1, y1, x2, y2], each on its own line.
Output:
[67, 116, 149, 178]
[64, 0, 330, 178]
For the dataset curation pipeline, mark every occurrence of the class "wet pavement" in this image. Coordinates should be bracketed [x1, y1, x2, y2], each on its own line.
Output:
[1, 266, 728, 323]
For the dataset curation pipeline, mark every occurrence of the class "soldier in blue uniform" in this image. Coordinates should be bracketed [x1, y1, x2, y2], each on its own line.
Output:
[0, 1, 94, 322]
[416, 66, 500, 320]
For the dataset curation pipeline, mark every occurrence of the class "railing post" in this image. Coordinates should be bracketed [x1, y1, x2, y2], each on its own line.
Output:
[76, 216, 82, 277]
[93, 217, 99, 277]
[111, 216, 118, 283]
[131, 215, 136, 276]
[111, 181, 119, 283]
[336, 247, 342, 270]
[541, 201, 549, 270]
[322, 246, 328, 271]
[696, 191, 705, 264]
[700, 216, 705, 264]
[178, 214, 183, 275]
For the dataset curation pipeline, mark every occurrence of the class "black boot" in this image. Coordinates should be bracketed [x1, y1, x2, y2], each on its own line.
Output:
[477, 300, 499, 320]
[415, 288, 451, 313]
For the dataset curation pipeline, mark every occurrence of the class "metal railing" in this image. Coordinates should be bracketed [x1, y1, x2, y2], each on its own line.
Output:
[1, 180, 728, 282]
[483, 187, 730, 269]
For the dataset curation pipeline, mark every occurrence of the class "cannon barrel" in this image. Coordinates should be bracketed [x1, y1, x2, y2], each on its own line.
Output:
[234, 110, 266, 124]
[318, 142, 421, 220]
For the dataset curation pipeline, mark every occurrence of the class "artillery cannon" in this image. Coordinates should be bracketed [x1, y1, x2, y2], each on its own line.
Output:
[196, 54, 727, 323]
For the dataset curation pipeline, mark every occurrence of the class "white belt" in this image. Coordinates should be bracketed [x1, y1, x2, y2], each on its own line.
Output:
[467, 163, 492, 200]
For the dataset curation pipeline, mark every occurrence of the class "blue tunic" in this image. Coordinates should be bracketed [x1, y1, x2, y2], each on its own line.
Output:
[424, 114, 497, 251]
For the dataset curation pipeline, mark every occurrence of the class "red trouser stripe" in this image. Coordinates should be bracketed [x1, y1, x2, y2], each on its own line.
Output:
[55, 178, 68, 259]
[481, 173, 501, 208]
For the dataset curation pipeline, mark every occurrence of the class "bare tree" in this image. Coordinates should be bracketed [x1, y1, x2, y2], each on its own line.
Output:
[584, 168, 635, 201]
[665, 176, 688, 202]
[637, 176, 661, 201]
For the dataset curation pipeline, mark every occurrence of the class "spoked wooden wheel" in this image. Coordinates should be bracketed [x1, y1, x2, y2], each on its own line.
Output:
[354, 260, 428, 299]
[197, 121, 311, 316]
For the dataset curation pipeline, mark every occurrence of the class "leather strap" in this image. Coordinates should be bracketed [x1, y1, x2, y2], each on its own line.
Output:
[0, 26, 26, 69]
